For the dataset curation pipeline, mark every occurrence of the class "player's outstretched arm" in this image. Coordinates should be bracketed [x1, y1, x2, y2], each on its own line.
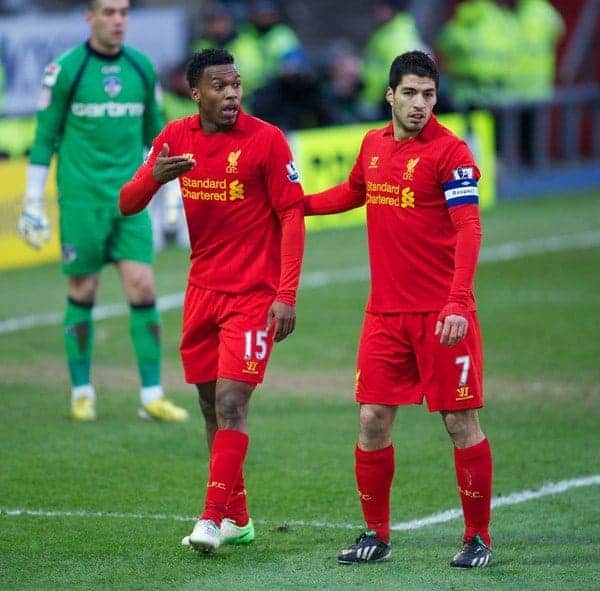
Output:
[120, 143, 195, 215]
[304, 182, 364, 216]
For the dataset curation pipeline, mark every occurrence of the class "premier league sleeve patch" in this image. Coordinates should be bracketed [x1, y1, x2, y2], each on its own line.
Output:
[42, 62, 61, 88]
[453, 166, 474, 181]
[286, 161, 300, 183]
[442, 167, 479, 207]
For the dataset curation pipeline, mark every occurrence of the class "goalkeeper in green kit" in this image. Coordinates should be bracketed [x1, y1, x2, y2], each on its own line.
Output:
[17, 0, 188, 423]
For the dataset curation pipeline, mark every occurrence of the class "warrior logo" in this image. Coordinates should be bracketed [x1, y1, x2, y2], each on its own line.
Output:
[368, 156, 379, 169]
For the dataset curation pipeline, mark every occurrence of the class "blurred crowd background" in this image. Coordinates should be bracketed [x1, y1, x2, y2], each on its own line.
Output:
[0, 0, 599, 199]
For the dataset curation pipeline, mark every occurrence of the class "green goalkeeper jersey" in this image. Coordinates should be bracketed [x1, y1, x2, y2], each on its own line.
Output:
[29, 41, 164, 208]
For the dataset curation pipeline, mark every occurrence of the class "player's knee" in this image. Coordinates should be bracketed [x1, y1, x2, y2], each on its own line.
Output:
[123, 266, 155, 302]
[131, 277, 155, 302]
[359, 405, 393, 446]
[215, 387, 251, 429]
[442, 410, 483, 447]
[69, 275, 99, 302]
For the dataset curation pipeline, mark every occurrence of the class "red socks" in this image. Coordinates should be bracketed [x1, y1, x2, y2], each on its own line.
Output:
[453, 438, 493, 547]
[225, 471, 250, 527]
[355, 444, 395, 544]
[201, 429, 249, 526]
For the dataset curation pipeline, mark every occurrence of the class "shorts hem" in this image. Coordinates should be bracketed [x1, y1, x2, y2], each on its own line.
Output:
[219, 372, 264, 386]
[355, 396, 423, 407]
[427, 402, 484, 413]
[183, 370, 217, 385]
[184, 372, 263, 386]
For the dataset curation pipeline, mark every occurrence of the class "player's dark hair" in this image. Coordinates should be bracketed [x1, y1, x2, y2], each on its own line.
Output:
[388, 50, 439, 90]
[186, 49, 235, 88]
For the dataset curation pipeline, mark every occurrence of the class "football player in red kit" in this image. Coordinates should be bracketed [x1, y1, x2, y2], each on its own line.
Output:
[120, 48, 305, 553]
[305, 50, 493, 568]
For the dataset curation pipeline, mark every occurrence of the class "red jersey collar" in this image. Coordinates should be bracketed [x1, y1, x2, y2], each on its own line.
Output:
[383, 114, 440, 142]
[189, 108, 249, 134]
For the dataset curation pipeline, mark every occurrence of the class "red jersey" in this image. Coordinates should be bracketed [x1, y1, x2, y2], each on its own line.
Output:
[307, 115, 482, 314]
[122, 110, 304, 300]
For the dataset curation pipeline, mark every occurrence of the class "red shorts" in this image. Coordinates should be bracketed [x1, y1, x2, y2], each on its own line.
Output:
[180, 284, 275, 385]
[356, 311, 484, 412]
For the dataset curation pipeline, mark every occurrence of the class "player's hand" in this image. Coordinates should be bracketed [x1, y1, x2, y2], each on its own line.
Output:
[152, 143, 196, 184]
[266, 301, 296, 342]
[16, 205, 51, 249]
[435, 313, 468, 347]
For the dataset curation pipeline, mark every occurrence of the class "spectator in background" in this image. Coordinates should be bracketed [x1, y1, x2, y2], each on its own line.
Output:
[510, 0, 564, 101]
[162, 60, 197, 121]
[191, 2, 263, 105]
[508, 0, 564, 166]
[436, 0, 518, 109]
[251, 46, 330, 131]
[361, 0, 428, 120]
[320, 40, 371, 125]
[16, 0, 188, 423]
[239, 0, 305, 89]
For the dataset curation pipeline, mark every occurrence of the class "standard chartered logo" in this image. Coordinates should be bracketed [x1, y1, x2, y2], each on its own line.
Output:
[181, 176, 245, 201]
[365, 180, 415, 208]
[71, 102, 145, 117]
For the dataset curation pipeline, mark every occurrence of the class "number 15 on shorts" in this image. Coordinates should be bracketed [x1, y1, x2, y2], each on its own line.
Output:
[244, 330, 269, 360]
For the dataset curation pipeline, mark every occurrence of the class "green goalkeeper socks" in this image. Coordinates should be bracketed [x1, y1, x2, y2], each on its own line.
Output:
[64, 297, 94, 387]
[64, 299, 161, 389]
[129, 302, 161, 388]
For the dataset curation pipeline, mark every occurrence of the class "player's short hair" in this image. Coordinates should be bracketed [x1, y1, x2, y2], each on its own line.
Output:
[388, 50, 439, 90]
[186, 49, 235, 88]
[87, 0, 129, 10]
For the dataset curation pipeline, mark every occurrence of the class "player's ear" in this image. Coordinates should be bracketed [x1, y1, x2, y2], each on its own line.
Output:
[385, 86, 394, 106]
[190, 88, 201, 104]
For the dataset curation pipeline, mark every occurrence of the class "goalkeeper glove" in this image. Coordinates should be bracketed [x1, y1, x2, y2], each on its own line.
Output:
[17, 203, 51, 250]
[17, 163, 51, 249]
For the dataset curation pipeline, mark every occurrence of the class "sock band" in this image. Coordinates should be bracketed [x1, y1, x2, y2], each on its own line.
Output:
[68, 296, 94, 309]
[355, 444, 394, 544]
[201, 429, 250, 526]
[64, 297, 94, 387]
[129, 300, 157, 310]
[454, 437, 493, 547]
[129, 303, 161, 387]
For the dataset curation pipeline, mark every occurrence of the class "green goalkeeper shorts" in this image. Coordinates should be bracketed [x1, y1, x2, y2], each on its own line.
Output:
[59, 204, 154, 276]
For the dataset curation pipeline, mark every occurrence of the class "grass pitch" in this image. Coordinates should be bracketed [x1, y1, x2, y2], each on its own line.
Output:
[1, 191, 599, 590]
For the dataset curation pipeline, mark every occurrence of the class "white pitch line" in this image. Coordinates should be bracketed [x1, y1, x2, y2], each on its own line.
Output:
[1, 474, 598, 531]
[478, 229, 600, 262]
[1, 230, 599, 336]
[390, 474, 600, 531]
